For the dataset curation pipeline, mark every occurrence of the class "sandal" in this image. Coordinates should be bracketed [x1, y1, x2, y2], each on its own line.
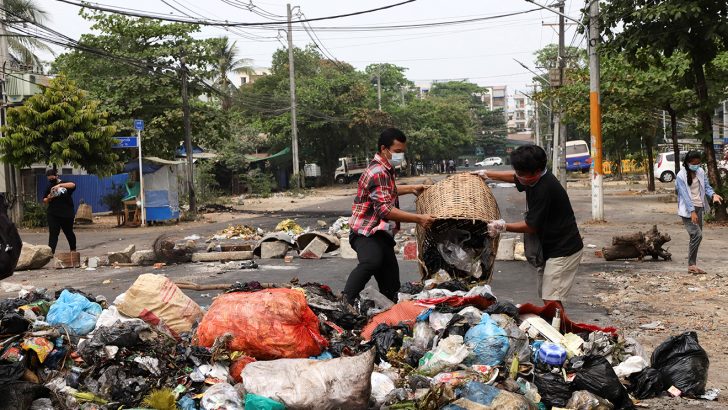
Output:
[688, 266, 707, 274]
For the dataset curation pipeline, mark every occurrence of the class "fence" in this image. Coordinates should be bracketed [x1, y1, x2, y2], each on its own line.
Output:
[36, 174, 129, 214]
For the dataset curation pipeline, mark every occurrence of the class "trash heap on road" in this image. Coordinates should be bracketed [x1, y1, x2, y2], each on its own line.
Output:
[0, 271, 716, 410]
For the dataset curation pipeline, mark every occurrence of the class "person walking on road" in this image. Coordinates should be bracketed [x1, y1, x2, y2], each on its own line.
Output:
[675, 151, 723, 274]
[473, 145, 583, 311]
[344, 128, 435, 305]
[43, 169, 77, 255]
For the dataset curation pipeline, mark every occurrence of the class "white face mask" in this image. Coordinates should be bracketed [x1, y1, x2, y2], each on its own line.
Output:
[389, 152, 405, 167]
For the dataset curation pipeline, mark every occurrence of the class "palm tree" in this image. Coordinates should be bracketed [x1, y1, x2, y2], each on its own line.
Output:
[212, 37, 254, 110]
[3, 0, 54, 69]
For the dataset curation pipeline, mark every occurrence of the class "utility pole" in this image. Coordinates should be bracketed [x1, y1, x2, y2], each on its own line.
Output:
[377, 63, 382, 110]
[0, 1, 19, 222]
[532, 84, 541, 146]
[287, 3, 300, 188]
[180, 55, 196, 215]
[557, 0, 567, 188]
[588, 0, 604, 221]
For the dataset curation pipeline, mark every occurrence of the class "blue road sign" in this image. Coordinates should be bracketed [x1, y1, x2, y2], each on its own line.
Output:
[112, 136, 138, 148]
[133, 119, 144, 131]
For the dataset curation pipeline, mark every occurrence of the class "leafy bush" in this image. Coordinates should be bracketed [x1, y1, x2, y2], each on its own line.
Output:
[244, 169, 275, 197]
[22, 200, 47, 228]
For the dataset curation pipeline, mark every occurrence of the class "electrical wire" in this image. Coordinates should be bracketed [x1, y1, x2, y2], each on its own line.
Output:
[54, 0, 418, 27]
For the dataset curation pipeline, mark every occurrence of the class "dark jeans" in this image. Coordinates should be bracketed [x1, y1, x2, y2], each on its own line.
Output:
[343, 231, 400, 305]
[48, 214, 76, 254]
[681, 207, 703, 266]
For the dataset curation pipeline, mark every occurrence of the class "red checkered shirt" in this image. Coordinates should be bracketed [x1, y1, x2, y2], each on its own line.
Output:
[349, 153, 400, 236]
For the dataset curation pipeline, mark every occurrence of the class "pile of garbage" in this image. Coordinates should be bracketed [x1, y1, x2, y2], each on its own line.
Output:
[0, 271, 715, 409]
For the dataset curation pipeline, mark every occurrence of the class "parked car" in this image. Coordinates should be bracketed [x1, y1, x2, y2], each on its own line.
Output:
[475, 157, 503, 167]
[654, 151, 685, 183]
[565, 140, 592, 172]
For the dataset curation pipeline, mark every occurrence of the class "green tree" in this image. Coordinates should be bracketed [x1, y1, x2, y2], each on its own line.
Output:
[0, 75, 118, 175]
[3, 0, 53, 67]
[52, 11, 227, 157]
[236, 46, 387, 183]
[364, 63, 415, 109]
[212, 37, 254, 110]
[602, 0, 728, 219]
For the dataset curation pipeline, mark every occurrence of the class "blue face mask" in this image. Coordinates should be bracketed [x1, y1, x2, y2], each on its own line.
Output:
[688, 164, 700, 172]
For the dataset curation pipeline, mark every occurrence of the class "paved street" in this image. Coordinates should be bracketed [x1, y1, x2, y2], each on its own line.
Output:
[4, 169, 608, 326]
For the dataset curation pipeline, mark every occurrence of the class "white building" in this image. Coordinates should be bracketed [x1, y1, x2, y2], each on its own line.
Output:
[239, 67, 270, 86]
[507, 92, 533, 132]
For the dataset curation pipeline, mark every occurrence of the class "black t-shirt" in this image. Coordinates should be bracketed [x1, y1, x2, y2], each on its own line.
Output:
[515, 171, 583, 259]
[44, 182, 76, 218]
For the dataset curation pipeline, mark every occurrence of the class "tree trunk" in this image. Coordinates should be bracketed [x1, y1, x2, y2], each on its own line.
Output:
[666, 105, 680, 175]
[691, 59, 727, 220]
[645, 119, 658, 192]
[602, 225, 671, 261]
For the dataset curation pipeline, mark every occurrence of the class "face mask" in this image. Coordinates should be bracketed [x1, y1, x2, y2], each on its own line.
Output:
[48, 178, 58, 186]
[389, 151, 405, 167]
[688, 164, 700, 172]
[516, 169, 547, 187]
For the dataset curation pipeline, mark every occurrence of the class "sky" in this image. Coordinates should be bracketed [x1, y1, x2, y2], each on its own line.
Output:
[34, 0, 584, 97]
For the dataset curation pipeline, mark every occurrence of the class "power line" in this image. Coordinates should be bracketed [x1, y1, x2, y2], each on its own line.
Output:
[54, 0, 417, 27]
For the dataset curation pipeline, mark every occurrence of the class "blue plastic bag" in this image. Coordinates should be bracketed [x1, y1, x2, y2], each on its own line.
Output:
[442, 381, 533, 410]
[46, 290, 102, 335]
[464, 313, 509, 366]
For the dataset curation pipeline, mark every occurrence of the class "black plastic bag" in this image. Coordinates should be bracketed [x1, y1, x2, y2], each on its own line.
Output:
[0, 312, 30, 334]
[79, 321, 153, 364]
[0, 381, 50, 410]
[571, 355, 633, 409]
[0, 361, 25, 383]
[534, 371, 572, 408]
[650, 331, 709, 397]
[484, 301, 519, 318]
[369, 323, 410, 359]
[628, 367, 665, 399]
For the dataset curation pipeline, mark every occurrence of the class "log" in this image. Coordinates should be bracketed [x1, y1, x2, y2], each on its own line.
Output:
[602, 225, 671, 261]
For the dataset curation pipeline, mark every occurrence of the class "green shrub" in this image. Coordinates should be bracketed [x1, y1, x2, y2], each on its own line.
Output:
[244, 169, 275, 197]
[22, 200, 47, 228]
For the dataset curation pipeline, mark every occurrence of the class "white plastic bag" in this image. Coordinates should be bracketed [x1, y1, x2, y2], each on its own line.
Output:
[243, 349, 375, 410]
[370, 372, 396, 406]
[613, 355, 648, 378]
[418, 335, 471, 376]
[200, 383, 243, 410]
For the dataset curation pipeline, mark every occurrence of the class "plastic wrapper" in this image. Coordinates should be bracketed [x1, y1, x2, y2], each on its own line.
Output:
[196, 288, 327, 360]
[566, 390, 615, 410]
[242, 349, 375, 410]
[46, 289, 102, 335]
[429, 311, 454, 332]
[436, 230, 481, 275]
[613, 355, 648, 378]
[200, 383, 242, 410]
[650, 331, 709, 397]
[418, 335, 470, 376]
[412, 321, 435, 350]
[21, 337, 54, 363]
[464, 313, 509, 366]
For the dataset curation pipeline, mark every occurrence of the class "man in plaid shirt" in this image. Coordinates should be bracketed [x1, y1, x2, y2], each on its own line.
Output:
[343, 128, 435, 305]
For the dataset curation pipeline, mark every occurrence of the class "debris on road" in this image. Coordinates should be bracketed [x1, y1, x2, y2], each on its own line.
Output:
[602, 225, 672, 261]
[0, 272, 717, 409]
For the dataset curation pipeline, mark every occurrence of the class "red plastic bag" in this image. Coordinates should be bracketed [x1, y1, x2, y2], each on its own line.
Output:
[195, 288, 328, 359]
[229, 355, 256, 383]
[362, 300, 426, 340]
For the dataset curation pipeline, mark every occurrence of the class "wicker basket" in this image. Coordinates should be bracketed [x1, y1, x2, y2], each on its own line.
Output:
[415, 173, 501, 282]
[75, 203, 93, 224]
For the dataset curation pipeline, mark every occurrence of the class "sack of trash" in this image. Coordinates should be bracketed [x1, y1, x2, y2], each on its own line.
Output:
[117, 274, 203, 335]
[571, 355, 633, 409]
[650, 331, 709, 397]
[196, 288, 327, 359]
[242, 349, 375, 409]
[442, 381, 536, 410]
[464, 313, 509, 366]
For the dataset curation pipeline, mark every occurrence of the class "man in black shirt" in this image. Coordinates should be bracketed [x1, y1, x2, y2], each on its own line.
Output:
[43, 169, 77, 255]
[474, 145, 583, 310]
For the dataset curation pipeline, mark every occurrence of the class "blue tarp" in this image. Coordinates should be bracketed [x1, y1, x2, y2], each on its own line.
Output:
[36, 174, 129, 213]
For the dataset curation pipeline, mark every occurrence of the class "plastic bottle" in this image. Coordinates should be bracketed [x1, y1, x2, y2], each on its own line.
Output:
[551, 308, 561, 332]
